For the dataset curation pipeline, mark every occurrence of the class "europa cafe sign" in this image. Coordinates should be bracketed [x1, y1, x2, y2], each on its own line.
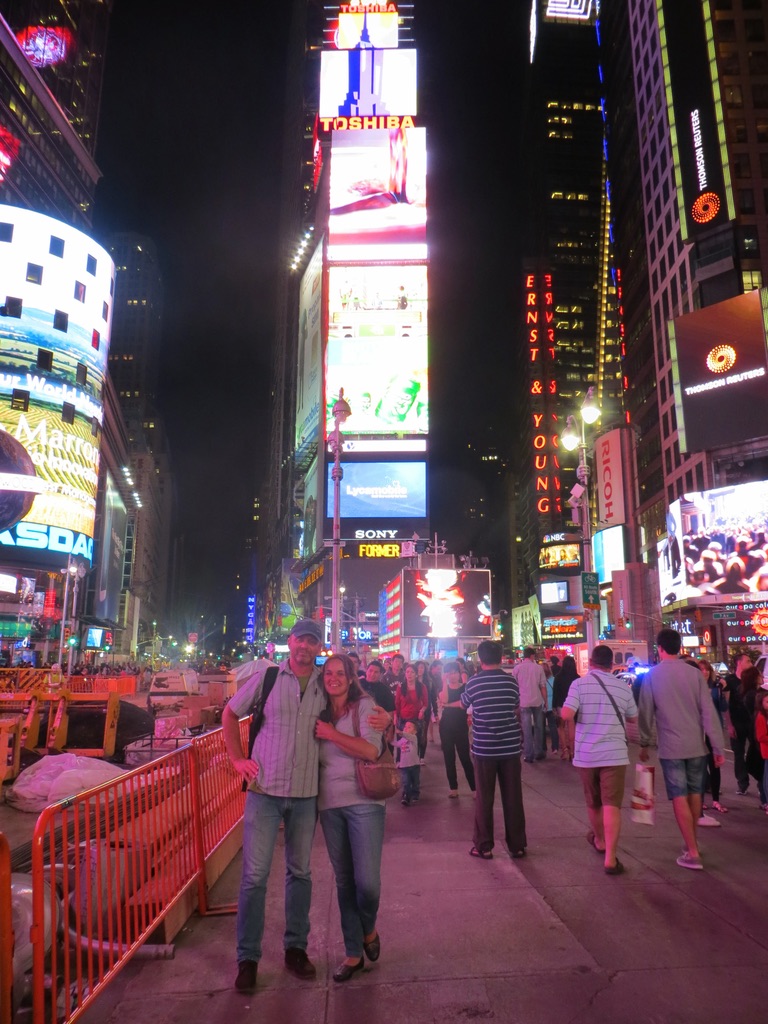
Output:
[525, 272, 561, 519]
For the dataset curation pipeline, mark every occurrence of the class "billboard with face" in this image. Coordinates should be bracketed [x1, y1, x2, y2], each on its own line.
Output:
[328, 128, 427, 262]
[0, 206, 113, 567]
[401, 568, 492, 638]
[669, 290, 768, 452]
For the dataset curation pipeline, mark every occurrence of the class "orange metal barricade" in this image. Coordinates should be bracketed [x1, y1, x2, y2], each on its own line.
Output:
[0, 671, 138, 696]
[0, 831, 12, 1024]
[26, 723, 248, 1024]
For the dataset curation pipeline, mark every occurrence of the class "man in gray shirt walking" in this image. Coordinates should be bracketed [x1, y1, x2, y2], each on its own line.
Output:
[639, 628, 725, 871]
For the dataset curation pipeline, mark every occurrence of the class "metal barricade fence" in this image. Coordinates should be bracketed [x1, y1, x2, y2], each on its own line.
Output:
[0, 831, 12, 1024]
[27, 722, 248, 1024]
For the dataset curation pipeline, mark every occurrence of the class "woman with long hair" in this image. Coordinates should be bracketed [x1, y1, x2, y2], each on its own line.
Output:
[315, 654, 387, 982]
[438, 660, 475, 798]
[395, 662, 430, 765]
[552, 655, 579, 760]
[427, 660, 443, 743]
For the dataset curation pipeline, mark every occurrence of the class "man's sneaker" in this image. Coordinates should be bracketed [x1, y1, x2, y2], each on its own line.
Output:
[284, 948, 317, 979]
[676, 851, 704, 870]
[235, 960, 257, 992]
[697, 813, 721, 827]
[736, 787, 749, 796]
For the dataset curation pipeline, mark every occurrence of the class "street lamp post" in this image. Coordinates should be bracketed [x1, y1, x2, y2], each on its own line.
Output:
[57, 557, 77, 669]
[329, 388, 351, 653]
[561, 387, 601, 654]
[66, 561, 86, 684]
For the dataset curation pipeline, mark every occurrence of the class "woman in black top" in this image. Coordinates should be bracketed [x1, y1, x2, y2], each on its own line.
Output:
[552, 655, 579, 761]
[438, 660, 476, 797]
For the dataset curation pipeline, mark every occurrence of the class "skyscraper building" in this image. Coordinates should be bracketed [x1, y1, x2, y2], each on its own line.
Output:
[516, 2, 625, 649]
[598, 0, 768, 657]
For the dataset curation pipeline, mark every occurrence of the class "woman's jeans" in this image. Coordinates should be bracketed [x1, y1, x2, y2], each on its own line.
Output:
[320, 803, 386, 958]
[236, 791, 317, 963]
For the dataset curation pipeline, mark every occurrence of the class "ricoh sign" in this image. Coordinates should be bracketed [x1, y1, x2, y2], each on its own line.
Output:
[594, 429, 626, 528]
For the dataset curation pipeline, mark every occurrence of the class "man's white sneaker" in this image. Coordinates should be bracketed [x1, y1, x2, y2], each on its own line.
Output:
[697, 814, 721, 827]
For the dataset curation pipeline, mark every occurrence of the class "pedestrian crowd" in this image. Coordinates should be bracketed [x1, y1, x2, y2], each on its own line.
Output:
[223, 622, 767, 994]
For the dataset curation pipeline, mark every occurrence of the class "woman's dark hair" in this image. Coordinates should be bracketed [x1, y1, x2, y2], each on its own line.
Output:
[322, 654, 364, 702]
[428, 660, 443, 677]
[415, 660, 428, 679]
[400, 663, 427, 700]
[554, 655, 578, 685]
[740, 665, 762, 697]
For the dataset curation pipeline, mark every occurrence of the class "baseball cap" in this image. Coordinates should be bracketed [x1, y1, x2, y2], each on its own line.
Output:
[288, 619, 323, 643]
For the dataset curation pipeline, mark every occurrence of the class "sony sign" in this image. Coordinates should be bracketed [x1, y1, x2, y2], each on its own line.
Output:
[594, 428, 626, 529]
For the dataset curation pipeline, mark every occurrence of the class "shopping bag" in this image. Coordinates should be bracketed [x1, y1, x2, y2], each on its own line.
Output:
[630, 763, 655, 825]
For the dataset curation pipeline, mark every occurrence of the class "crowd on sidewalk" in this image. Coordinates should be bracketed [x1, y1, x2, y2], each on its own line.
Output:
[223, 626, 768, 995]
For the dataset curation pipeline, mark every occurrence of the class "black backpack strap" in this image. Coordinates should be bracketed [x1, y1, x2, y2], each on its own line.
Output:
[247, 665, 279, 758]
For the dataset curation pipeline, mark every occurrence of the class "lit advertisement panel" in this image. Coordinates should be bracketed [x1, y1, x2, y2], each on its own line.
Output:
[326, 460, 426, 519]
[593, 525, 626, 584]
[545, 1, 594, 21]
[660, 482, 768, 605]
[401, 568, 492, 639]
[16, 25, 74, 68]
[0, 207, 113, 566]
[336, 11, 399, 50]
[538, 542, 581, 574]
[669, 291, 768, 452]
[541, 613, 585, 644]
[320, 50, 416, 119]
[93, 470, 126, 623]
[328, 128, 427, 262]
[328, 265, 427, 338]
[326, 335, 427, 436]
[658, 0, 734, 241]
[301, 457, 320, 560]
[295, 241, 324, 453]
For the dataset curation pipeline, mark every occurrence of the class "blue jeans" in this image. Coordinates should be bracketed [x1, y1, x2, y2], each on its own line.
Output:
[236, 791, 317, 963]
[320, 804, 386, 957]
[399, 764, 420, 801]
[521, 705, 544, 760]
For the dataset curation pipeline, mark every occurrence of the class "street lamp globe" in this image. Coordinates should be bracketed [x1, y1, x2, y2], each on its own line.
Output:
[581, 386, 600, 425]
[560, 415, 580, 452]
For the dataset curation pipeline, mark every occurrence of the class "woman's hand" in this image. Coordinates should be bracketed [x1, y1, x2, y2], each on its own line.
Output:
[368, 706, 393, 732]
[315, 719, 336, 741]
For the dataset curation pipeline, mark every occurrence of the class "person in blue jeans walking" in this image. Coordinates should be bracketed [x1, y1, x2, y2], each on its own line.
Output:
[315, 654, 387, 983]
[512, 648, 548, 762]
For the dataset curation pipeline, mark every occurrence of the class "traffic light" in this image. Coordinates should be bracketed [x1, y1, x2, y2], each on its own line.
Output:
[63, 625, 71, 643]
[624, 616, 631, 629]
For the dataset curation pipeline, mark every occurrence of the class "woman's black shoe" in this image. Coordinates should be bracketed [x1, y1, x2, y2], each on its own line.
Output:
[363, 933, 380, 962]
[333, 958, 364, 982]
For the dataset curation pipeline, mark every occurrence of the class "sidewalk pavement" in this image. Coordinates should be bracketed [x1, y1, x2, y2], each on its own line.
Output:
[79, 744, 768, 1024]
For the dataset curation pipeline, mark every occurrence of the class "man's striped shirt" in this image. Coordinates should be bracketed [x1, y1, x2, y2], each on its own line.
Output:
[461, 668, 522, 759]
[563, 669, 637, 767]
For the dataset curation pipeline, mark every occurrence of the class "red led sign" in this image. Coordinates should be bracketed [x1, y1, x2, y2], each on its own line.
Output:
[525, 273, 561, 519]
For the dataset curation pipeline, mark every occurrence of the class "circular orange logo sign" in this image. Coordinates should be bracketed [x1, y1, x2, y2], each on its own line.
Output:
[751, 610, 768, 636]
[691, 191, 721, 224]
[706, 344, 736, 374]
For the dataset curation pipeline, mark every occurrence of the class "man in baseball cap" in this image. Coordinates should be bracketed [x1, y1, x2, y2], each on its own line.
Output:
[288, 618, 324, 643]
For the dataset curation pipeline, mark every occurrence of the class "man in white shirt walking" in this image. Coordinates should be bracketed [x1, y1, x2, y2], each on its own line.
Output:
[512, 648, 548, 762]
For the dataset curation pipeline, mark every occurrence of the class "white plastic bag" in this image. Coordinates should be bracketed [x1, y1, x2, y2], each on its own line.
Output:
[6, 754, 126, 813]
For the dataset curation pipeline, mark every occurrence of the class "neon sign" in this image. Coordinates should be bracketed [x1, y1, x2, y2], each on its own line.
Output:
[319, 115, 416, 132]
[0, 127, 21, 184]
[525, 273, 561, 518]
[546, 0, 593, 19]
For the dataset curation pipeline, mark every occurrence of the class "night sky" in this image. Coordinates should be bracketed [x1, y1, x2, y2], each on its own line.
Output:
[92, 1, 530, 618]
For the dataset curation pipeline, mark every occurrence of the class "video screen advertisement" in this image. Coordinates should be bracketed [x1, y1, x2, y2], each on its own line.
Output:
[327, 128, 427, 262]
[320, 49, 417, 121]
[93, 470, 127, 624]
[0, 206, 113, 569]
[326, 264, 428, 441]
[657, 480, 768, 605]
[324, 458, 427, 541]
[669, 290, 768, 452]
[295, 240, 324, 454]
[401, 568, 492, 639]
[332, 8, 400, 50]
[658, 0, 733, 242]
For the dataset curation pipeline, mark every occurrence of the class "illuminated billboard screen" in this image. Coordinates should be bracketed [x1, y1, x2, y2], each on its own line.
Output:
[541, 580, 568, 604]
[328, 128, 427, 262]
[541, 613, 585, 644]
[320, 49, 416, 119]
[658, 481, 768, 605]
[295, 241, 324, 453]
[326, 460, 426, 519]
[669, 291, 768, 452]
[0, 207, 113, 566]
[328, 264, 428, 338]
[334, 11, 399, 50]
[326, 336, 427, 437]
[401, 568, 492, 638]
[16, 25, 74, 68]
[93, 470, 126, 623]
[593, 526, 626, 584]
[301, 457, 320, 560]
[658, 0, 732, 241]
[538, 542, 581, 574]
